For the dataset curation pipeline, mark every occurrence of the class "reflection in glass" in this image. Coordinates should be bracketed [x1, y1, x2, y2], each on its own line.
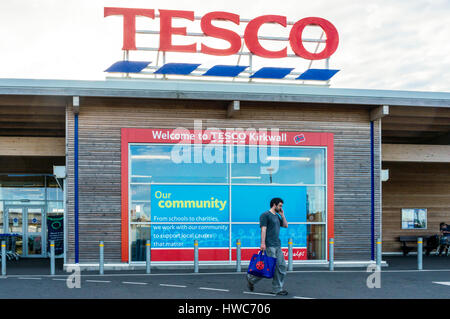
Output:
[27, 209, 42, 233]
[46, 175, 64, 201]
[0, 175, 45, 200]
[8, 208, 23, 233]
[307, 225, 326, 260]
[130, 202, 151, 222]
[306, 187, 326, 222]
[130, 184, 151, 202]
[231, 146, 326, 185]
[14, 235, 23, 255]
[131, 224, 151, 262]
[130, 145, 228, 183]
[27, 235, 42, 255]
[47, 201, 64, 214]
[0, 203, 3, 234]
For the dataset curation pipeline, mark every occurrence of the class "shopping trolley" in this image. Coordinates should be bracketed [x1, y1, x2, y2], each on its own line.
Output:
[0, 233, 21, 261]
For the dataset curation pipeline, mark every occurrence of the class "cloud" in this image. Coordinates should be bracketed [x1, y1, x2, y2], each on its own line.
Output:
[0, 0, 449, 92]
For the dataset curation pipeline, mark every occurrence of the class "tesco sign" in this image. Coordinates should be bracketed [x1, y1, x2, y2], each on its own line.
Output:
[104, 8, 339, 60]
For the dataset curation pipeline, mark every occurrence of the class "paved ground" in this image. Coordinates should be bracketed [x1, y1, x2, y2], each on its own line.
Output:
[0, 256, 449, 299]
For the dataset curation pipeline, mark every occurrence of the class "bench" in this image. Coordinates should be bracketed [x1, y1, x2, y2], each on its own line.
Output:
[398, 236, 435, 256]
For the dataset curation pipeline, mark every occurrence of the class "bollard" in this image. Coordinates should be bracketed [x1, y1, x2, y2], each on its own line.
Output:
[146, 240, 151, 274]
[194, 240, 199, 273]
[1, 241, 5, 277]
[50, 240, 55, 276]
[99, 241, 104, 275]
[418, 237, 423, 270]
[288, 238, 293, 271]
[376, 238, 382, 271]
[236, 239, 241, 272]
[329, 238, 334, 271]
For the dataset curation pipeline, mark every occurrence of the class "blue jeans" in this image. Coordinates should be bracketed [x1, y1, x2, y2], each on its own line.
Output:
[247, 246, 287, 293]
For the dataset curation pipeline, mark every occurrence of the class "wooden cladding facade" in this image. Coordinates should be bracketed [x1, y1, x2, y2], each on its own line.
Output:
[382, 162, 450, 253]
[66, 97, 381, 263]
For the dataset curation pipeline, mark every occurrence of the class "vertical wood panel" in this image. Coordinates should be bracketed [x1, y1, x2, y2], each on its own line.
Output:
[382, 162, 450, 252]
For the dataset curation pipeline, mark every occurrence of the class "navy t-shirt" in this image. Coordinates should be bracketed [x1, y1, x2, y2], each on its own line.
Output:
[259, 210, 283, 247]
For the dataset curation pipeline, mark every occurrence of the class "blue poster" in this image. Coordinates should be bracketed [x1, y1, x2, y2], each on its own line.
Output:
[151, 185, 229, 222]
[231, 185, 307, 222]
[151, 224, 229, 248]
[231, 224, 307, 248]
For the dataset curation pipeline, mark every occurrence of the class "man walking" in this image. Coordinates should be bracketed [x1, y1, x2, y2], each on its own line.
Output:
[246, 197, 288, 296]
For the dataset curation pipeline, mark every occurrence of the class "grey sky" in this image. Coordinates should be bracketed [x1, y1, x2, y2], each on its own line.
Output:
[1, 0, 449, 92]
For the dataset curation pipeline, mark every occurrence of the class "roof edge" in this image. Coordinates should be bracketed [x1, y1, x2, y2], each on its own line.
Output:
[0, 78, 449, 108]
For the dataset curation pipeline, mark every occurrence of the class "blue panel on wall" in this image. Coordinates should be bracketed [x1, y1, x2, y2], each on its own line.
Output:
[104, 61, 151, 73]
[231, 185, 307, 223]
[250, 67, 294, 79]
[296, 69, 340, 81]
[203, 65, 248, 77]
[154, 63, 201, 75]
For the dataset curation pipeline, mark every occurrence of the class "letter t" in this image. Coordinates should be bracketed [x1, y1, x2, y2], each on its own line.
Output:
[104, 7, 155, 50]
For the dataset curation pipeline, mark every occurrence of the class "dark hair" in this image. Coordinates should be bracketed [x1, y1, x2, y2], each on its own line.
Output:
[270, 197, 284, 208]
[440, 222, 446, 227]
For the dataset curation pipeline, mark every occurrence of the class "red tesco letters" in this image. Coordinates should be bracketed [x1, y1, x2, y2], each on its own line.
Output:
[104, 7, 339, 60]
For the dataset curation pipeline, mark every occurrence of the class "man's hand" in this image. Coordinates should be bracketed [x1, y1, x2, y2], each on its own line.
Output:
[260, 242, 266, 251]
[279, 208, 288, 228]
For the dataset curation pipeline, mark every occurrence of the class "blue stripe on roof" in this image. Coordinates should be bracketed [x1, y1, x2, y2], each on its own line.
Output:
[105, 61, 151, 73]
[250, 67, 294, 79]
[154, 63, 200, 75]
[296, 69, 340, 81]
[203, 65, 248, 77]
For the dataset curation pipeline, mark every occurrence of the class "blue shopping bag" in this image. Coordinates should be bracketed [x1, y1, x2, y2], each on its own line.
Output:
[247, 250, 277, 278]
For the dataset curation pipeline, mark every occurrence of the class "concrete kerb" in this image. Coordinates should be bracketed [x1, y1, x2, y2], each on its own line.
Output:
[63, 260, 389, 272]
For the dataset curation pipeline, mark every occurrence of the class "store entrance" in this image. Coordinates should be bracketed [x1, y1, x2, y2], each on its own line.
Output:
[4, 205, 46, 257]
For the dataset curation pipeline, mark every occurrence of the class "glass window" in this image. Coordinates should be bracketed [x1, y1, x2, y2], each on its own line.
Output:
[130, 224, 151, 262]
[307, 225, 326, 260]
[47, 201, 64, 214]
[27, 208, 43, 233]
[5, 201, 45, 206]
[130, 202, 151, 223]
[130, 184, 151, 202]
[128, 143, 328, 262]
[0, 176, 45, 200]
[231, 146, 325, 185]
[0, 202, 3, 234]
[130, 144, 228, 184]
[46, 176, 64, 201]
[8, 208, 23, 233]
[306, 187, 326, 222]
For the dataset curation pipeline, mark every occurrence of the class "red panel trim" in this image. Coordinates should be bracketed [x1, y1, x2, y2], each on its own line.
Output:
[121, 128, 129, 262]
[121, 128, 335, 263]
